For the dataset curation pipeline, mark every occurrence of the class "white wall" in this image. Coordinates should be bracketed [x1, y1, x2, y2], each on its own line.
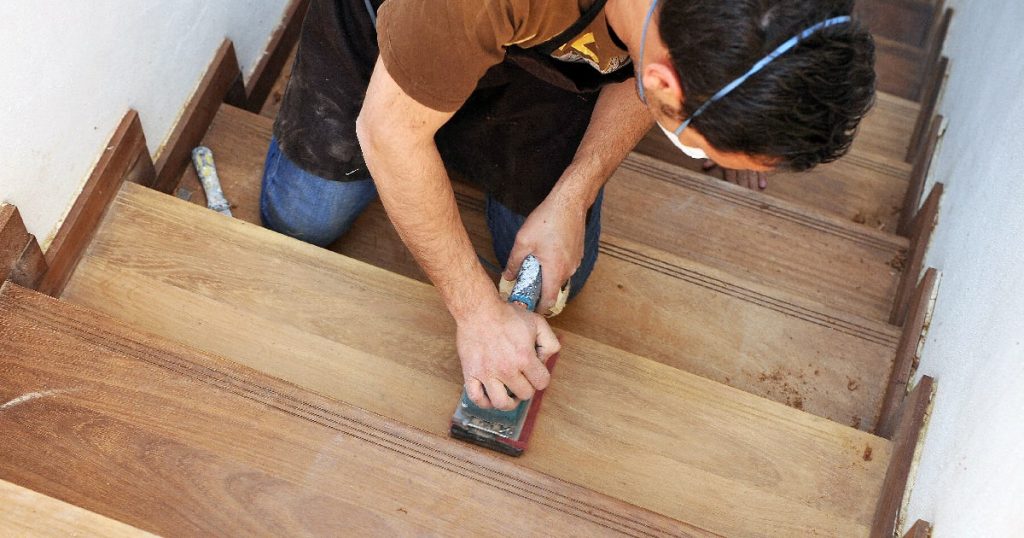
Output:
[0, 0, 288, 246]
[903, 0, 1024, 534]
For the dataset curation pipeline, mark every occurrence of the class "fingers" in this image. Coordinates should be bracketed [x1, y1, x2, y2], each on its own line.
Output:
[534, 317, 561, 365]
[484, 378, 516, 411]
[538, 275, 569, 315]
[721, 169, 767, 191]
[465, 378, 491, 409]
[502, 372, 536, 402]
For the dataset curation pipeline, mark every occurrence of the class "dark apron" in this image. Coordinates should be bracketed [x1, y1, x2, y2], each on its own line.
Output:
[273, 0, 632, 216]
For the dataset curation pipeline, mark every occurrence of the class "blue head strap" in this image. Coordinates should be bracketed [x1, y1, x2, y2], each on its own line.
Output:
[635, 2, 852, 137]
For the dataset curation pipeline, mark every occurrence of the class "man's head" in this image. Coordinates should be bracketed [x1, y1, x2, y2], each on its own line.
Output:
[634, 0, 876, 172]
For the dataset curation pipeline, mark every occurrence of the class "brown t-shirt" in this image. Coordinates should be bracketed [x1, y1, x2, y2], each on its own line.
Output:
[377, 0, 630, 112]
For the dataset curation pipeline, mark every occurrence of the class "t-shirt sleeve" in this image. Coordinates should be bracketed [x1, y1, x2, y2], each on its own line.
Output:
[377, 0, 521, 112]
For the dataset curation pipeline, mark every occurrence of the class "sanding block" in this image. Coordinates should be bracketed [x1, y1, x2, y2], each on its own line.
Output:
[450, 254, 556, 456]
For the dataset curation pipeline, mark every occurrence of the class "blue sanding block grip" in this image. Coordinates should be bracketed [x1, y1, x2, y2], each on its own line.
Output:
[508, 254, 542, 312]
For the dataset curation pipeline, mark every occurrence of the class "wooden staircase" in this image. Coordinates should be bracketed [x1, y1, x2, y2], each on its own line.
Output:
[1, 1, 948, 536]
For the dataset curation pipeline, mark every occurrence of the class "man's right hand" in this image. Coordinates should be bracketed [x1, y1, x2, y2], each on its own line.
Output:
[457, 298, 557, 411]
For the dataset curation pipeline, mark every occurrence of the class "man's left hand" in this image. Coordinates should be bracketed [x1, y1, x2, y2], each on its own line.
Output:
[703, 159, 768, 191]
[504, 195, 586, 316]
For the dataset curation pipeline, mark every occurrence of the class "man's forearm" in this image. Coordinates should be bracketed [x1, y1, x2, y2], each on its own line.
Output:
[360, 132, 497, 321]
[549, 80, 654, 211]
[356, 59, 498, 323]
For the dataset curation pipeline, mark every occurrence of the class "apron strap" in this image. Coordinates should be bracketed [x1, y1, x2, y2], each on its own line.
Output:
[533, 0, 611, 56]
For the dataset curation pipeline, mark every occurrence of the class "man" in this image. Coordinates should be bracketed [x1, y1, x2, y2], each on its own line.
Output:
[263, 0, 875, 411]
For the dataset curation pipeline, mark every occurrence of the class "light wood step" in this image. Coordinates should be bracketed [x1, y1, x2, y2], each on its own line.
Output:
[61, 183, 892, 537]
[179, 104, 901, 430]
[604, 154, 908, 322]
[1, 282, 695, 536]
[0, 479, 153, 537]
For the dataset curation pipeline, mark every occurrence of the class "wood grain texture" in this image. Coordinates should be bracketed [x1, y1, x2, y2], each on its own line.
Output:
[180, 104, 901, 430]
[0, 282, 702, 538]
[890, 183, 943, 325]
[856, 0, 934, 47]
[245, 0, 310, 113]
[871, 377, 935, 538]
[62, 183, 893, 537]
[0, 204, 31, 283]
[875, 36, 927, 101]
[876, 269, 938, 439]
[37, 110, 151, 297]
[899, 116, 943, 236]
[0, 479, 153, 537]
[152, 40, 245, 193]
[852, 92, 922, 163]
[903, 519, 932, 538]
[604, 154, 908, 322]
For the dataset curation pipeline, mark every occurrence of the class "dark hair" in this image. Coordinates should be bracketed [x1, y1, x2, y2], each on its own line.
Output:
[658, 0, 876, 171]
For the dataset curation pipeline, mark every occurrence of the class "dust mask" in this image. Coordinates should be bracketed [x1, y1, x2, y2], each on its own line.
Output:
[658, 123, 707, 160]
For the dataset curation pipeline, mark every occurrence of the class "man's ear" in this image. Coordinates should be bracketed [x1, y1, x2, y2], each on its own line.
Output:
[641, 61, 685, 116]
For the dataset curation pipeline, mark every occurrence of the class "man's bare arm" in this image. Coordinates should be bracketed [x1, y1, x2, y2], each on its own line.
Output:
[356, 58, 554, 410]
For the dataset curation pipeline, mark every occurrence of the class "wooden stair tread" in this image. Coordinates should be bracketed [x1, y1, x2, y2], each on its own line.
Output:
[604, 154, 908, 322]
[851, 91, 920, 162]
[62, 183, 891, 537]
[0, 479, 153, 537]
[0, 283, 701, 537]
[635, 135, 911, 233]
[874, 36, 927, 101]
[179, 104, 900, 430]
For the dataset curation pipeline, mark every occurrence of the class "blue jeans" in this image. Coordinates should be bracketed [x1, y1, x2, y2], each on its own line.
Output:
[260, 137, 602, 299]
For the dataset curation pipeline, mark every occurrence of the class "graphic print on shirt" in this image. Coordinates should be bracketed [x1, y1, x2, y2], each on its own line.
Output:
[550, 14, 631, 74]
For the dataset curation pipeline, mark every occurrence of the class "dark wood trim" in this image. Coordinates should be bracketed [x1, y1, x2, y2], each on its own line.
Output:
[1, 204, 30, 283]
[877, 268, 938, 438]
[899, 115, 943, 236]
[903, 519, 932, 538]
[871, 376, 935, 538]
[907, 57, 949, 164]
[10, 235, 47, 290]
[37, 110, 152, 298]
[152, 40, 245, 194]
[923, 8, 953, 89]
[244, 0, 310, 112]
[891, 183, 943, 325]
